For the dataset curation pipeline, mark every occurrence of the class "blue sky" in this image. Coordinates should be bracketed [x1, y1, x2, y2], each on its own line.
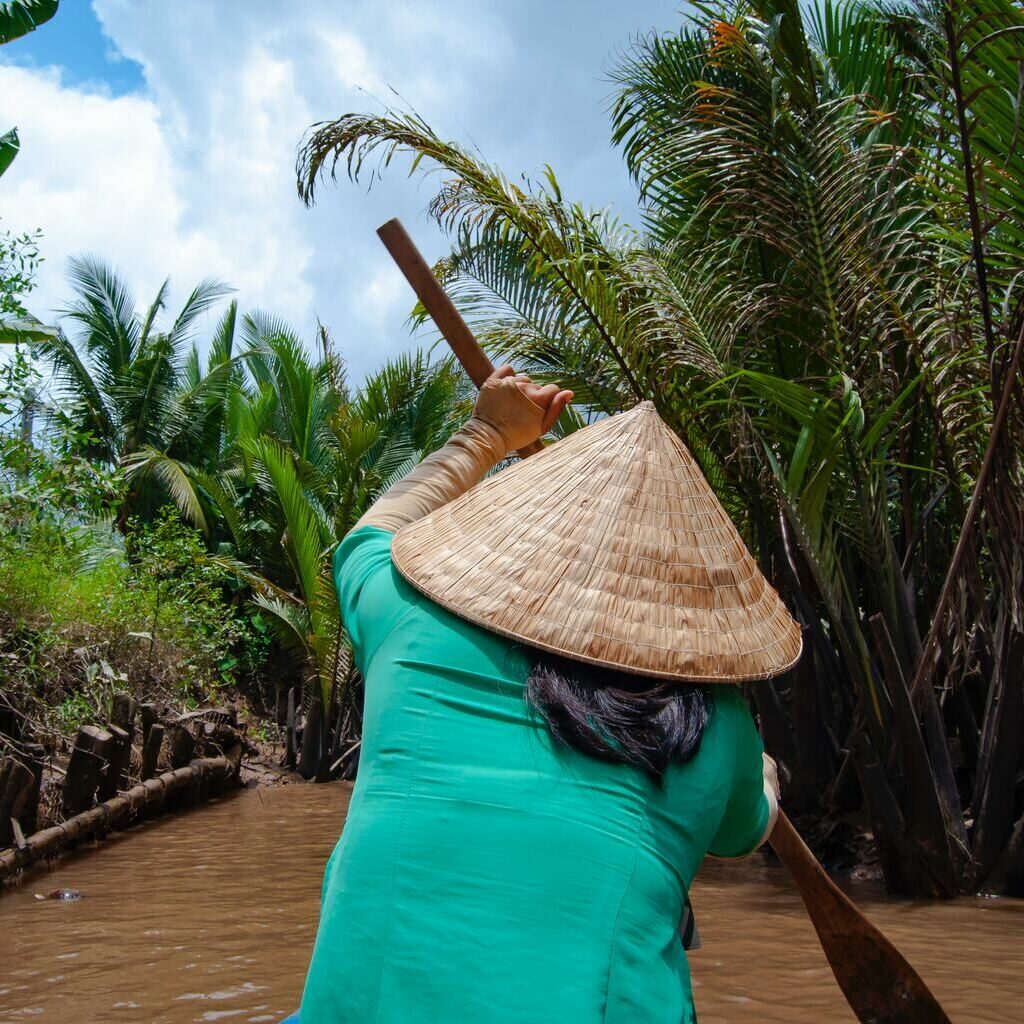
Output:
[1, 1, 684, 381]
[2, 1, 144, 94]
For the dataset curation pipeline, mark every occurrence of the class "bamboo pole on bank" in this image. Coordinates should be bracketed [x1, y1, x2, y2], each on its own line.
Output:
[0, 746, 242, 882]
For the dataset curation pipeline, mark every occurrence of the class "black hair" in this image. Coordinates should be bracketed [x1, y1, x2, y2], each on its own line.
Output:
[525, 653, 713, 784]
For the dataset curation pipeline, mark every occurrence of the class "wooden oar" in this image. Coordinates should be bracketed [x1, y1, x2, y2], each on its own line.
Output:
[377, 216, 953, 1024]
[377, 218, 543, 460]
[769, 813, 951, 1022]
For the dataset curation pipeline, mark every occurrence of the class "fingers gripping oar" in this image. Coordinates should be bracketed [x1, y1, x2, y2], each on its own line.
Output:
[377, 216, 953, 1024]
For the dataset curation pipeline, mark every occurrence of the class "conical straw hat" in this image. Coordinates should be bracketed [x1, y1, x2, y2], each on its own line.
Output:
[392, 402, 802, 682]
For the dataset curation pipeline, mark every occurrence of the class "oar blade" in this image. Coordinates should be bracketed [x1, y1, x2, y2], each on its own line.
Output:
[811, 883, 952, 1024]
[771, 812, 952, 1024]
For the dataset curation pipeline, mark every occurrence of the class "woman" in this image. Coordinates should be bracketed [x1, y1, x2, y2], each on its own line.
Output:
[299, 368, 800, 1023]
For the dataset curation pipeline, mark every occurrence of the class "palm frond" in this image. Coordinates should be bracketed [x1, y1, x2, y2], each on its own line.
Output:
[121, 447, 209, 534]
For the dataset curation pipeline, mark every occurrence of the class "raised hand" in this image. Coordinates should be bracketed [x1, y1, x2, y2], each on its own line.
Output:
[474, 365, 574, 451]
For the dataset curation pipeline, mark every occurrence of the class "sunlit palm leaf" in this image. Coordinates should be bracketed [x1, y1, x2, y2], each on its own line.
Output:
[122, 447, 209, 534]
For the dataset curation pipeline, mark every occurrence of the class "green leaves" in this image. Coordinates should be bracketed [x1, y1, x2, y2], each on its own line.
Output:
[288, 0, 1024, 889]
[1, 2, 60, 182]
[928, 0, 1024, 327]
[0, 224, 41, 321]
[36, 259, 244, 525]
[0, 127, 19, 178]
[0, 0, 58, 45]
[122, 447, 208, 534]
[0, 313, 57, 344]
[214, 344, 464, 711]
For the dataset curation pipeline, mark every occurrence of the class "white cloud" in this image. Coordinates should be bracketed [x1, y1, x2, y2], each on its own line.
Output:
[0, 59, 315, 339]
[364, 264, 410, 325]
[1, 0, 680, 381]
[320, 31, 387, 94]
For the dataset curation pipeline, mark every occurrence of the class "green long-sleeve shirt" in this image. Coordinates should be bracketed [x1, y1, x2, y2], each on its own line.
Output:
[300, 526, 770, 1024]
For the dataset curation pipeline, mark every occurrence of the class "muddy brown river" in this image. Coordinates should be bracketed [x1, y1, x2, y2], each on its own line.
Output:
[1, 783, 1021, 1023]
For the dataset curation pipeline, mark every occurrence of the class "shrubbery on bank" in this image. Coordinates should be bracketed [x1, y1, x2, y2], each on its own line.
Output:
[0, 506, 270, 740]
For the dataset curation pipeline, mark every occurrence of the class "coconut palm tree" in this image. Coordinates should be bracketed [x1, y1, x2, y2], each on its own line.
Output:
[38, 256, 236, 533]
[41, 255, 468, 779]
[205, 315, 467, 778]
[296, 0, 1024, 893]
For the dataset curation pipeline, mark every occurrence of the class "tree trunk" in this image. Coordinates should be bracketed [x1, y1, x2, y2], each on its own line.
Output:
[752, 678, 798, 770]
[849, 730, 918, 896]
[985, 811, 1024, 897]
[298, 688, 325, 780]
[870, 614, 961, 896]
[792, 648, 839, 811]
[973, 625, 1024, 882]
[285, 687, 297, 770]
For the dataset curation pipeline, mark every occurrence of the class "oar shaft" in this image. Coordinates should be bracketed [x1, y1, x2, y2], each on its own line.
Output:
[376, 217, 542, 458]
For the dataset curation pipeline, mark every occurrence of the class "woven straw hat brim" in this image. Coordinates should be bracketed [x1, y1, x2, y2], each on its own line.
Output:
[392, 402, 802, 683]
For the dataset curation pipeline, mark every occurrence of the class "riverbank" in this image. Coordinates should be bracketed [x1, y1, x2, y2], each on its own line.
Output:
[3, 782, 1020, 1024]
[0, 693, 306, 889]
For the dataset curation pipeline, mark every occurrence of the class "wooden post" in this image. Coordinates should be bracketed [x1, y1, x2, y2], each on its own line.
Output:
[0, 759, 33, 847]
[8, 761, 34, 820]
[139, 703, 157, 745]
[192, 720, 207, 758]
[189, 761, 205, 806]
[140, 723, 164, 781]
[0, 754, 242, 881]
[19, 743, 45, 835]
[168, 724, 195, 769]
[0, 761, 10, 841]
[111, 692, 136, 733]
[62, 725, 112, 817]
[98, 725, 131, 801]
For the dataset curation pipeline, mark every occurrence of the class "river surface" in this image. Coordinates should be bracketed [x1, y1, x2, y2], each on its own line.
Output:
[1, 783, 1021, 1023]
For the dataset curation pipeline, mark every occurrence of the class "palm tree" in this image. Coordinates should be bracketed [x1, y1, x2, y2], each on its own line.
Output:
[42, 258, 468, 779]
[39, 256, 236, 532]
[204, 314, 466, 778]
[296, 0, 1024, 894]
[263, 349, 464, 779]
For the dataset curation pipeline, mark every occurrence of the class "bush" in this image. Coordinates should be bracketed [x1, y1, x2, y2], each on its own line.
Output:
[0, 507, 269, 738]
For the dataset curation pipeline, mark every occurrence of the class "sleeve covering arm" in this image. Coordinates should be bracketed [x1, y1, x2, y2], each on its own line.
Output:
[354, 418, 508, 534]
[708, 691, 778, 859]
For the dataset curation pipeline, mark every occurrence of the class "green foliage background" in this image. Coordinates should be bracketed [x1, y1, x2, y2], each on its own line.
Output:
[2, 0, 1023, 898]
[295, 0, 1024, 896]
